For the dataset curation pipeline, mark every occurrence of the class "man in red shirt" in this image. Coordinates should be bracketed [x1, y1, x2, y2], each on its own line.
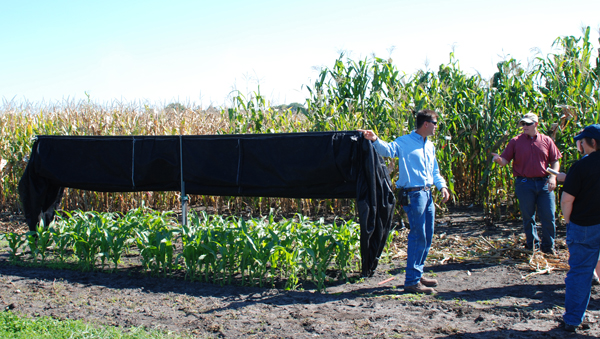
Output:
[491, 113, 562, 254]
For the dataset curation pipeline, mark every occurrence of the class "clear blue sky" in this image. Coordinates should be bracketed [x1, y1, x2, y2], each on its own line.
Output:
[1, 0, 599, 107]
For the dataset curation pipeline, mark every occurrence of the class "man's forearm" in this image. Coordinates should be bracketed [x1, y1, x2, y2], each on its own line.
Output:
[561, 192, 575, 223]
[561, 204, 572, 223]
[549, 161, 560, 177]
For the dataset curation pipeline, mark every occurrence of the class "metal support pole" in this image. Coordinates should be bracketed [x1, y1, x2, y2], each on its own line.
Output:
[179, 135, 188, 226]
[181, 183, 188, 226]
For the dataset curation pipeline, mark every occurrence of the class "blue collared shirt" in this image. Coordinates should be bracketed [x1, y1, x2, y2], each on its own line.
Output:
[372, 131, 447, 190]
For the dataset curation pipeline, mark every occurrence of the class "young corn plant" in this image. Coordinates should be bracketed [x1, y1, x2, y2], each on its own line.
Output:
[71, 212, 103, 271]
[135, 226, 176, 277]
[4, 232, 25, 262]
[218, 221, 244, 285]
[131, 208, 178, 276]
[179, 212, 204, 281]
[246, 217, 279, 287]
[265, 227, 286, 287]
[239, 217, 261, 286]
[273, 217, 304, 289]
[50, 216, 75, 263]
[25, 223, 53, 263]
[199, 229, 222, 283]
[91, 212, 119, 270]
[102, 221, 134, 272]
[304, 231, 337, 292]
[182, 212, 230, 283]
[274, 245, 304, 290]
[331, 218, 360, 281]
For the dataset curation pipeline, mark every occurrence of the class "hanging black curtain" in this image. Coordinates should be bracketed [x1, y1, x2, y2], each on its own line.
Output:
[18, 131, 395, 276]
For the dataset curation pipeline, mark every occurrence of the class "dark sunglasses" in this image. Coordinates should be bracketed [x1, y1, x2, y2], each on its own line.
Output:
[426, 120, 438, 125]
[521, 121, 535, 126]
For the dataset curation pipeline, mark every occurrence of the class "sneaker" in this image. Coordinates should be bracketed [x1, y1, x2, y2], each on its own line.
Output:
[420, 276, 438, 287]
[563, 322, 578, 332]
[404, 282, 435, 294]
[593, 275, 600, 286]
[542, 248, 556, 255]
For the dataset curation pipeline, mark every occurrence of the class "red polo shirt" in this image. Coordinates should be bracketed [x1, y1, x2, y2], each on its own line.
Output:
[501, 132, 562, 178]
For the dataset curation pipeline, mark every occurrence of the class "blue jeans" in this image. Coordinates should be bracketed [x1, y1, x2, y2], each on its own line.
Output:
[403, 189, 435, 286]
[563, 221, 600, 326]
[514, 178, 556, 251]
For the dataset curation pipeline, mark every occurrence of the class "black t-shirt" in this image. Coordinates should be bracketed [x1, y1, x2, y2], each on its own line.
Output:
[562, 151, 600, 226]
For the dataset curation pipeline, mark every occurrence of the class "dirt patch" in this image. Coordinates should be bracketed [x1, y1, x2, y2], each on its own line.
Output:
[1, 207, 599, 338]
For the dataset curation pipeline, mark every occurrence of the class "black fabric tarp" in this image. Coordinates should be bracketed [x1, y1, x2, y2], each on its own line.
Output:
[18, 131, 396, 276]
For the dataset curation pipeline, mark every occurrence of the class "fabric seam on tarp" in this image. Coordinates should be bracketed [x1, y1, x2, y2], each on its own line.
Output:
[131, 137, 136, 189]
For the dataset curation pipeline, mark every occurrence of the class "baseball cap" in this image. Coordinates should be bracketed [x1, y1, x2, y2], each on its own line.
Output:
[574, 124, 600, 141]
[519, 113, 538, 124]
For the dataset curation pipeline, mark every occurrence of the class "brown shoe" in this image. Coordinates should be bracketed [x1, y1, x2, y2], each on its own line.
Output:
[420, 277, 438, 287]
[404, 282, 435, 294]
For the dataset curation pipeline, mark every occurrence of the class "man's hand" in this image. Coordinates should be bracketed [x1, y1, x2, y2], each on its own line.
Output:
[441, 187, 451, 203]
[547, 176, 557, 192]
[357, 129, 377, 142]
[491, 152, 501, 164]
[548, 160, 561, 187]
[491, 152, 507, 166]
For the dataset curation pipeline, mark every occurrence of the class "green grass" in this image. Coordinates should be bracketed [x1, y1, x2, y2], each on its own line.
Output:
[0, 311, 185, 338]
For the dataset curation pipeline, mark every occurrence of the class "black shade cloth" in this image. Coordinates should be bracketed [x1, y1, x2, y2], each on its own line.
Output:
[18, 131, 396, 276]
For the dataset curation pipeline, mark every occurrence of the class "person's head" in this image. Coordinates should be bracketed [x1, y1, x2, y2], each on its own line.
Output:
[519, 113, 539, 137]
[574, 124, 600, 155]
[415, 109, 439, 137]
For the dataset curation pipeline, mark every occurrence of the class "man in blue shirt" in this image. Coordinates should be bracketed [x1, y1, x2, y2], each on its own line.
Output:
[359, 109, 450, 294]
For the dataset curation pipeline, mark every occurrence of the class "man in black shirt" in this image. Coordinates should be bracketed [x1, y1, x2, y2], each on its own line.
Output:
[560, 124, 600, 332]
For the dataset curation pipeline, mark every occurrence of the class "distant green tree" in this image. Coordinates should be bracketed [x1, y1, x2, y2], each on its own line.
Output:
[165, 102, 186, 112]
[272, 102, 307, 115]
[288, 102, 307, 115]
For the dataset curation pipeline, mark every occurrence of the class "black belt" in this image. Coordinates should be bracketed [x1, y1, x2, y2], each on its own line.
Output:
[516, 176, 548, 181]
[403, 186, 431, 192]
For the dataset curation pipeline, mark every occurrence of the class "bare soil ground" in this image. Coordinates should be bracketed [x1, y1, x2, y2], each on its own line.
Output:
[1, 207, 599, 338]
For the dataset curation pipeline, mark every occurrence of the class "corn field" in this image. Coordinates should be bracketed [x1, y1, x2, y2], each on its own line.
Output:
[1, 28, 599, 222]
